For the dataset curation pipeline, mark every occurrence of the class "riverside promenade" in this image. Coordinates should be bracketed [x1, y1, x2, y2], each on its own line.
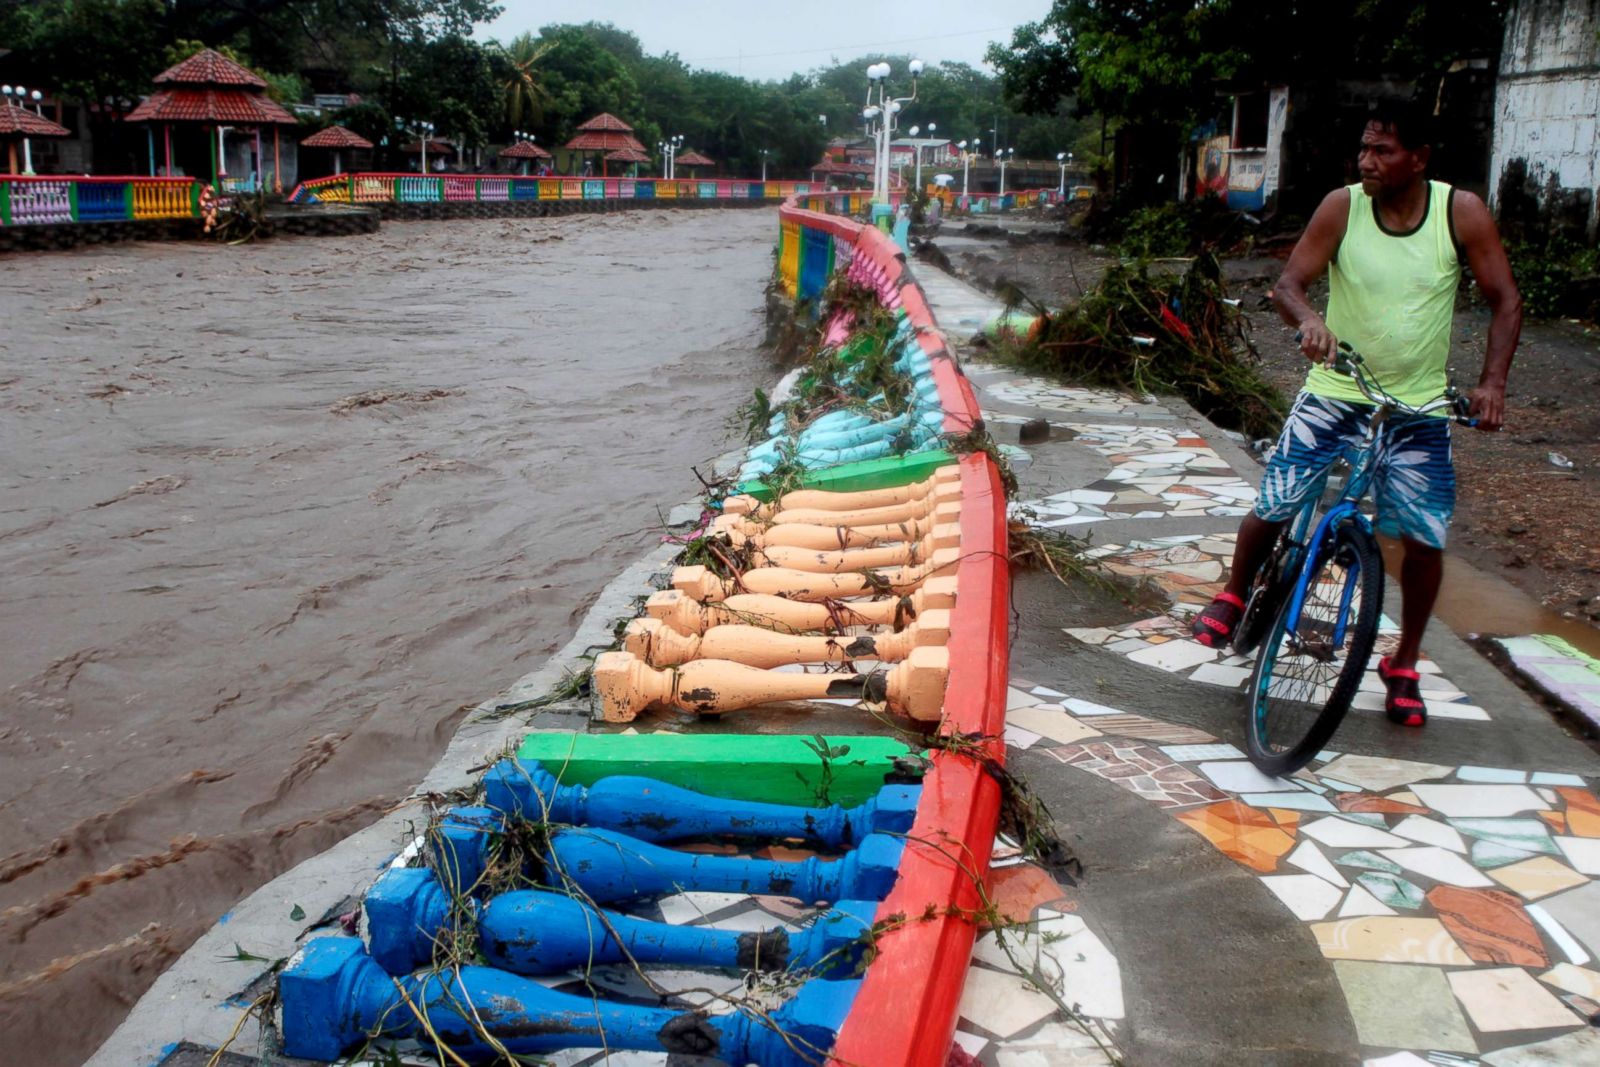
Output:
[912, 262, 1600, 1066]
[83, 225, 1600, 1067]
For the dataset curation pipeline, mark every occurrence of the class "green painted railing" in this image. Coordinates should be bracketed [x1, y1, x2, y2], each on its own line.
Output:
[0, 175, 199, 226]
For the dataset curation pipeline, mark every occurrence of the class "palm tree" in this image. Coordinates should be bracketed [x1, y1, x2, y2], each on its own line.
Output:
[499, 32, 554, 130]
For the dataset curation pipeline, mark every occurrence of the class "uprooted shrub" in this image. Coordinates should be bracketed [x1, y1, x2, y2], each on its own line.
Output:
[994, 253, 1288, 441]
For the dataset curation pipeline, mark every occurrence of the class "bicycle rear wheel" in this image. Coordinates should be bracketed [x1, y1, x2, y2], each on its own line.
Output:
[1246, 521, 1382, 775]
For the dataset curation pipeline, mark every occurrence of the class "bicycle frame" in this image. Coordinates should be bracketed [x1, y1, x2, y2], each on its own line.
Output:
[1271, 356, 1455, 650]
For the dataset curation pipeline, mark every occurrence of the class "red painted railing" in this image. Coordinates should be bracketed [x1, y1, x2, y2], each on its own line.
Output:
[776, 189, 1011, 1067]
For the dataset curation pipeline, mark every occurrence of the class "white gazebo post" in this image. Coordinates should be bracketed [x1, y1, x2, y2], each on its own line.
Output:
[4, 85, 35, 174]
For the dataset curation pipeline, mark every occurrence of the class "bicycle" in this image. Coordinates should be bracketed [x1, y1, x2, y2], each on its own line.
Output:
[1232, 342, 1479, 774]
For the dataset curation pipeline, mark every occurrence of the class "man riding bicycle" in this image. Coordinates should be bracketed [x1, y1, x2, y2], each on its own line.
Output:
[1190, 101, 1522, 727]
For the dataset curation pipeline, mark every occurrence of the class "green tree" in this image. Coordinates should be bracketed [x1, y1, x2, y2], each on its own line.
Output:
[534, 23, 642, 139]
[388, 34, 505, 150]
[986, 0, 1511, 201]
[499, 31, 553, 129]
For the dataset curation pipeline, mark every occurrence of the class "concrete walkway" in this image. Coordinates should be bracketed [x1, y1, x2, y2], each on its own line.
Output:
[912, 258, 1600, 1067]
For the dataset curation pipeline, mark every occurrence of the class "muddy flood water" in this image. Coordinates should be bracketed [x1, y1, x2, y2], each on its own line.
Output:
[0, 209, 779, 1063]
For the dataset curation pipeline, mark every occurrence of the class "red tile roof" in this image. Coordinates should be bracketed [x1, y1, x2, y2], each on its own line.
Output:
[300, 125, 372, 149]
[563, 130, 646, 152]
[675, 150, 714, 167]
[0, 103, 71, 137]
[501, 140, 551, 159]
[154, 49, 268, 88]
[125, 88, 296, 124]
[576, 112, 633, 132]
[811, 158, 872, 174]
[603, 146, 650, 163]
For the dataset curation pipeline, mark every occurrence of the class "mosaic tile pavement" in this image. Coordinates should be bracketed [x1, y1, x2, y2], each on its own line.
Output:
[1497, 634, 1600, 734]
[998, 420, 1258, 527]
[1004, 680, 1600, 1064]
[1064, 534, 1493, 723]
[374, 833, 1123, 1067]
[980, 376, 1176, 420]
[952, 847, 1122, 1065]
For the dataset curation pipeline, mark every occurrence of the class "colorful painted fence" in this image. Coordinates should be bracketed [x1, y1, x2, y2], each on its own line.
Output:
[287, 172, 828, 207]
[772, 187, 1010, 1067]
[0, 175, 199, 226]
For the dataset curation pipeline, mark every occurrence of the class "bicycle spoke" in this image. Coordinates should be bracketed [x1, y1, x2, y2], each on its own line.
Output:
[1255, 552, 1366, 757]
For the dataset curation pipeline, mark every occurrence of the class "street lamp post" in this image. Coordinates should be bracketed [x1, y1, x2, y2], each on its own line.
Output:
[759, 148, 771, 182]
[862, 59, 922, 205]
[998, 147, 1015, 196]
[659, 133, 684, 179]
[908, 121, 937, 193]
[958, 138, 979, 199]
[397, 119, 435, 173]
[1056, 151, 1067, 197]
[514, 130, 537, 176]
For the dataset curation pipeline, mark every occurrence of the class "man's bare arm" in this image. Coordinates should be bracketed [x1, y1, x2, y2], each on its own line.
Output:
[1453, 190, 1521, 432]
[1273, 188, 1350, 363]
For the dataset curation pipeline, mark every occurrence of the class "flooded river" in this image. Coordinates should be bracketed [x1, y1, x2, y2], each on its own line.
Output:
[0, 209, 778, 1063]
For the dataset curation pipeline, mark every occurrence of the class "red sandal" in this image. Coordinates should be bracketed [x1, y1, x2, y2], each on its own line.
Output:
[1378, 656, 1428, 727]
[1190, 592, 1246, 649]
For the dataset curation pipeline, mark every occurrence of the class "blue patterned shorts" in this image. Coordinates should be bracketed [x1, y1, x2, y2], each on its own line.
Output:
[1255, 391, 1456, 549]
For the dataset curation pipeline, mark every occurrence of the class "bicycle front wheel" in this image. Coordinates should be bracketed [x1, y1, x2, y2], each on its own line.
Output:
[1246, 521, 1382, 775]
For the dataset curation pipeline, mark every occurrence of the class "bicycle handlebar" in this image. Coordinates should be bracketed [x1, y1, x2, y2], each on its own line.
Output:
[1292, 332, 1482, 428]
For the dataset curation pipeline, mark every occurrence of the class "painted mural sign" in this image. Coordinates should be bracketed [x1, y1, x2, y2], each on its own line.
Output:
[1196, 134, 1231, 198]
[1227, 152, 1268, 210]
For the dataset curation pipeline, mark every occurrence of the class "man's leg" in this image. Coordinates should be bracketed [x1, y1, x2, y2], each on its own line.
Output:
[1372, 414, 1454, 727]
[1388, 538, 1443, 670]
[1222, 513, 1287, 601]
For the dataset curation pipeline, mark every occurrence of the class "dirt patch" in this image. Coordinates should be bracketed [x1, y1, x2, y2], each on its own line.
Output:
[932, 220, 1600, 627]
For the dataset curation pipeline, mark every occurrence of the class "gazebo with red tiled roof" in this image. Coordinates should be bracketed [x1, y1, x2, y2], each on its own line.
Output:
[809, 157, 873, 186]
[300, 125, 372, 175]
[675, 149, 715, 175]
[501, 138, 552, 175]
[0, 97, 71, 175]
[563, 112, 646, 176]
[603, 145, 651, 177]
[126, 48, 298, 191]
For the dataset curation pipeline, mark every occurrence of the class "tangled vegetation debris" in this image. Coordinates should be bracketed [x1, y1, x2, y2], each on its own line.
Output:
[992, 254, 1287, 440]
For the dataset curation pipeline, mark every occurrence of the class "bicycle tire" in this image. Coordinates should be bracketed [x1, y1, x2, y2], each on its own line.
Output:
[1245, 520, 1382, 775]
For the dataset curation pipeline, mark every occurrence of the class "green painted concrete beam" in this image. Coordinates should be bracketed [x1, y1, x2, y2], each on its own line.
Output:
[515, 731, 917, 806]
[734, 449, 956, 502]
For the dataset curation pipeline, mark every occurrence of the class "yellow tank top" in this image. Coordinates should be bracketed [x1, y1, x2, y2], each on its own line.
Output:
[1305, 180, 1460, 409]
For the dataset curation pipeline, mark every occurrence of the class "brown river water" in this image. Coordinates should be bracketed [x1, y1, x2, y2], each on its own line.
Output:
[0, 209, 778, 1063]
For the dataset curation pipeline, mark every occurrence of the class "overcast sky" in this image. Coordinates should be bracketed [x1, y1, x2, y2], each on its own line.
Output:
[478, 1, 1053, 82]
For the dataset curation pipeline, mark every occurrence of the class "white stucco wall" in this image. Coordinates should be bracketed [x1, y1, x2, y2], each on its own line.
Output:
[1489, 0, 1600, 236]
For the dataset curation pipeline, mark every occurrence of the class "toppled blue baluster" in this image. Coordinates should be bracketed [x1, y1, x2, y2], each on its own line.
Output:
[427, 809, 904, 906]
[547, 827, 904, 904]
[362, 865, 878, 976]
[430, 805, 500, 896]
[482, 758, 919, 847]
[279, 936, 860, 1064]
